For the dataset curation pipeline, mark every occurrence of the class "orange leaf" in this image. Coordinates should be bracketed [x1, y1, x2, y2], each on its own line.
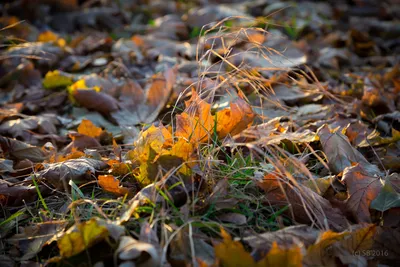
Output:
[214, 228, 256, 267]
[77, 119, 102, 138]
[258, 241, 302, 267]
[216, 92, 255, 138]
[98, 175, 129, 196]
[175, 89, 213, 143]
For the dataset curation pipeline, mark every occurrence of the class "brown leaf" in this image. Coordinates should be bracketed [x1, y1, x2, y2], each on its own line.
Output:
[342, 164, 383, 223]
[72, 89, 119, 117]
[317, 124, 380, 175]
[63, 133, 101, 153]
[39, 158, 108, 189]
[0, 180, 42, 207]
[304, 224, 376, 267]
[9, 221, 67, 260]
[243, 225, 319, 258]
[111, 68, 177, 125]
[258, 173, 348, 231]
[0, 136, 48, 162]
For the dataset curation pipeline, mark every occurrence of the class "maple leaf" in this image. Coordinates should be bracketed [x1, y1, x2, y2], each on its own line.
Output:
[176, 89, 255, 144]
[176, 89, 213, 143]
[258, 173, 348, 231]
[57, 218, 124, 258]
[98, 175, 130, 196]
[216, 92, 255, 138]
[342, 164, 383, 223]
[258, 242, 302, 267]
[317, 124, 380, 175]
[214, 228, 303, 267]
[304, 224, 376, 266]
[77, 119, 102, 138]
[214, 228, 257, 267]
[370, 174, 400, 212]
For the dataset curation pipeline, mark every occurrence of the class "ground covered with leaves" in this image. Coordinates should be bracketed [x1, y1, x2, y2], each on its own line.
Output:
[0, 0, 400, 266]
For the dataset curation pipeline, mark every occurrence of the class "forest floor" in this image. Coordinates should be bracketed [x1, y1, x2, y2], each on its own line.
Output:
[0, 0, 400, 266]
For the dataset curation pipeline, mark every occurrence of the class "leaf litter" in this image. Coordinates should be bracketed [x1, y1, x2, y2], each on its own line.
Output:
[0, 0, 399, 266]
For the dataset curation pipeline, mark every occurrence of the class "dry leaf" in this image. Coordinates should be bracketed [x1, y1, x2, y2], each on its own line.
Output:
[317, 124, 380, 175]
[98, 175, 129, 196]
[77, 119, 102, 138]
[342, 164, 383, 223]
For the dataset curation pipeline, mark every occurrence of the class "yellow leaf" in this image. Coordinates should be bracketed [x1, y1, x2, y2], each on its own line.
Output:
[37, 31, 66, 47]
[58, 218, 108, 258]
[303, 176, 334, 196]
[68, 79, 101, 103]
[258, 241, 303, 267]
[77, 119, 102, 138]
[304, 230, 350, 267]
[338, 224, 376, 254]
[214, 228, 257, 267]
[98, 175, 129, 196]
[38, 31, 59, 42]
[43, 70, 73, 89]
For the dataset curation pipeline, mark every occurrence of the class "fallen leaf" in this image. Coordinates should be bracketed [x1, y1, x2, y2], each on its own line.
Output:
[0, 180, 45, 207]
[42, 70, 73, 90]
[303, 176, 334, 196]
[63, 133, 101, 153]
[116, 236, 159, 266]
[370, 175, 400, 212]
[214, 228, 256, 267]
[77, 119, 102, 138]
[58, 218, 121, 258]
[0, 118, 38, 139]
[0, 137, 47, 162]
[258, 242, 302, 267]
[216, 92, 255, 138]
[39, 158, 108, 189]
[243, 225, 319, 256]
[317, 124, 380, 175]
[304, 230, 350, 266]
[71, 89, 119, 117]
[258, 173, 348, 230]
[9, 221, 67, 260]
[176, 89, 214, 143]
[342, 164, 383, 223]
[98, 175, 130, 196]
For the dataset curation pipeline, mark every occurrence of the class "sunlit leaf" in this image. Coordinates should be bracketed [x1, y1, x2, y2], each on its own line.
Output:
[176, 90, 213, 143]
[216, 92, 255, 138]
[214, 228, 256, 267]
[258, 241, 302, 267]
[43, 70, 73, 89]
[58, 218, 109, 258]
[77, 119, 102, 138]
[98, 175, 130, 196]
